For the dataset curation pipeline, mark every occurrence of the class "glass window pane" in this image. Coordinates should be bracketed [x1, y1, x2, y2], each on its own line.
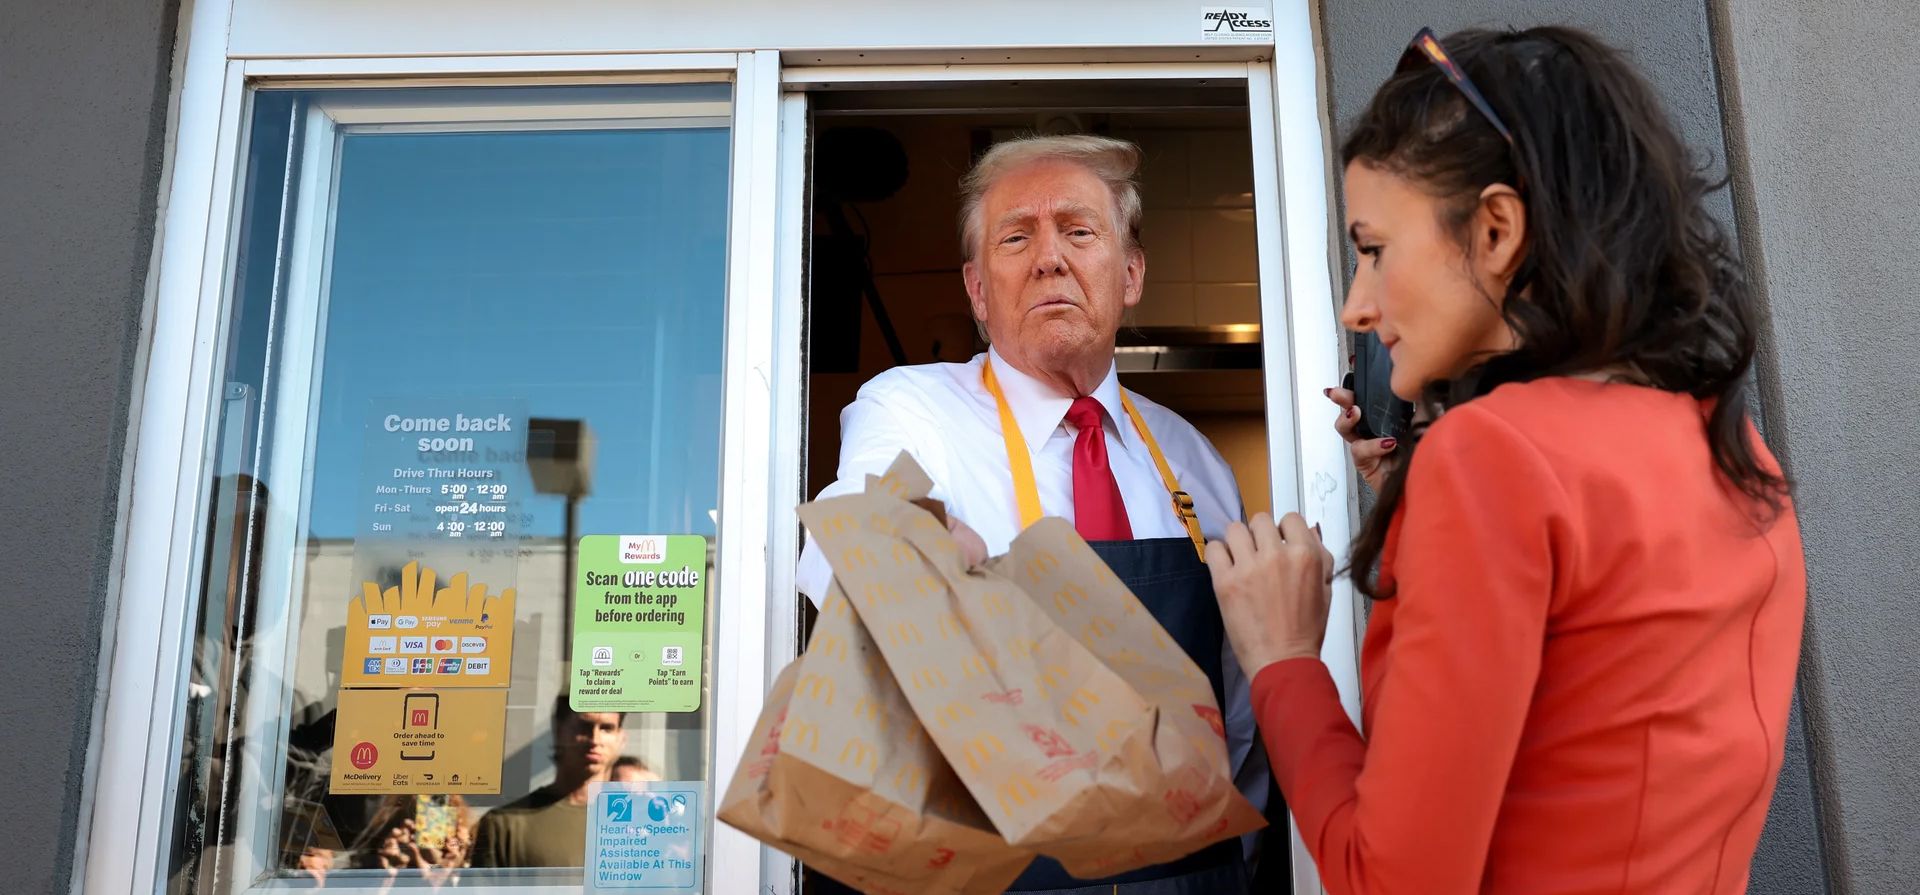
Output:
[169, 82, 733, 893]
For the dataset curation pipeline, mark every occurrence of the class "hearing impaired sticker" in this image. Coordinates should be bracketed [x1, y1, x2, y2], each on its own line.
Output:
[587, 780, 703, 893]
[329, 688, 508, 794]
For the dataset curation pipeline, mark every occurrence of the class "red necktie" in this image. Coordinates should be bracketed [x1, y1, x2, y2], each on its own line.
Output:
[1065, 397, 1133, 541]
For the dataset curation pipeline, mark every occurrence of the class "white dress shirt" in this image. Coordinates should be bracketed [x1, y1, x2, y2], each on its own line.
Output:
[796, 347, 1269, 859]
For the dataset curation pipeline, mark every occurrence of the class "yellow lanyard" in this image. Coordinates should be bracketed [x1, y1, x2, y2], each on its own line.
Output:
[982, 357, 1206, 558]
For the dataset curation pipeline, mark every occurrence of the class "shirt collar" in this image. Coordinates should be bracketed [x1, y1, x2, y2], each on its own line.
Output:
[985, 346, 1133, 457]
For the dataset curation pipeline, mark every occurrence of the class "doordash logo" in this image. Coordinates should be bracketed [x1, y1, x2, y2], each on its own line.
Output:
[620, 535, 666, 564]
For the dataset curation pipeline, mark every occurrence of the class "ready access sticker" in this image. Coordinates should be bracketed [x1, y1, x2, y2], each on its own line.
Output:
[1199, 6, 1274, 42]
[587, 781, 703, 893]
[570, 535, 708, 713]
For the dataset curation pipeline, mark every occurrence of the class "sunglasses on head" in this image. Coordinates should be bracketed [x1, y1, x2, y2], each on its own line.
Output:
[1399, 27, 1526, 190]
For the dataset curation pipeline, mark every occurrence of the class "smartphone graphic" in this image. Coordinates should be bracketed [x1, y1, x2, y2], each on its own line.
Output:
[400, 693, 440, 761]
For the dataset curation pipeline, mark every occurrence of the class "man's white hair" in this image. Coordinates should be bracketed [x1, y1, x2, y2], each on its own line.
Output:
[957, 134, 1144, 261]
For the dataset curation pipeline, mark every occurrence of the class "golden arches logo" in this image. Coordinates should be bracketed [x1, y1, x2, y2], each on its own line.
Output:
[892, 762, 928, 793]
[861, 582, 901, 609]
[1052, 583, 1089, 614]
[913, 575, 943, 598]
[840, 546, 877, 569]
[839, 737, 878, 772]
[795, 674, 836, 705]
[995, 775, 1041, 814]
[876, 472, 907, 497]
[961, 733, 1006, 772]
[909, 666, 949, 691]
[1080, 615, 1117, 642]
[783, 719, 821, 753]
[888, 621, 925, 648]
[959, 652, 998, 679]
[935, 700, 976, 729]
[812, 633, 849, 662]
[1034, 664, 1070, 698]
[820, 595, 853, 618]
[1025, 552, 1060, 582]
[1095, 718, 1132, 752]
[890, 542, 919, 566]
[936, 612, 964, 640]
[816, 513, 853, 537]
[853, 696, 889, 733]
[981, 591, 1013, 617]
[1061, 688, 1103, 726]
[1007, 637, 1039, 659]
[866, 513, 897, 535]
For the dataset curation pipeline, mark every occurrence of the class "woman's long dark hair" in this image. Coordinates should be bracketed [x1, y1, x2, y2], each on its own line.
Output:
[1345, 26, 1788, 598]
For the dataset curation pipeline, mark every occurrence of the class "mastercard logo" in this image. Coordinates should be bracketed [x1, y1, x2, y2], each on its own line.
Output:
[430, 638, 456, 654]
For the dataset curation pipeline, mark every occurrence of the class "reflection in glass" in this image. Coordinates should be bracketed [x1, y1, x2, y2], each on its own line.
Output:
[167, 83, 731, 892]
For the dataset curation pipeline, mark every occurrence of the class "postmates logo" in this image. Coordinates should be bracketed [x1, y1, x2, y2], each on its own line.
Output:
[620, 535, 666, 564]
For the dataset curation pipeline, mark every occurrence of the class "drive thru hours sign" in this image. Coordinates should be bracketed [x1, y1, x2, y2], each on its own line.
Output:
[587, 780, 703, 893]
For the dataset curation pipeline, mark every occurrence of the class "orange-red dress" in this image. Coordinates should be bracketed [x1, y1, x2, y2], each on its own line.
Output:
[1255, 379, 1806, 894]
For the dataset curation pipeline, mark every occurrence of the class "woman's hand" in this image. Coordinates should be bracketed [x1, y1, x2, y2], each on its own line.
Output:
[1206, 512, 1335, 678]
[1328, 387, 1398, 493]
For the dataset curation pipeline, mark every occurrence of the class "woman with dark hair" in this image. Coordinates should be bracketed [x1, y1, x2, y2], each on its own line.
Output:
[1204, 25, 1805, 893]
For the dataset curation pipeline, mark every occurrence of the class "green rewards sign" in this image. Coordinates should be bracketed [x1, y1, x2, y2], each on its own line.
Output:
[570, 535, 708, 712]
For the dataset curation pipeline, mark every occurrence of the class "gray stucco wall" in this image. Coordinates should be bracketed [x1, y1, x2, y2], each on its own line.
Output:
[1713, 0, 1920, 891]
[0, 0, 180, 891]
[1316, 2, 1827, 892]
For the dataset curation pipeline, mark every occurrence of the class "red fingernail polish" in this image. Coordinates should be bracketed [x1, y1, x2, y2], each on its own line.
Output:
[1381, 438, 1397, 450]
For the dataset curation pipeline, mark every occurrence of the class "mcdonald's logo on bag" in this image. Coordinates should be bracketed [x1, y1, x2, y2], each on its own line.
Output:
[893, 762, 928, 793]
[888, 621, 924, 648]
[959, 652, 998, 679]
[1081, 615, 1117, 642]
[812, 632, 849, 662]
[935, 700, 976, 729]
[1052, 583, 1088, 613]
[839, 737, 878, 772]
[1025, 552, 1060, 582]
[1035, 664, 1070, 697]
[862, 582, 901, 608]
[961, 733, 1006, 772]
[909, 666, 948, 691]
[796, 674, 837, 705]
[1061, 688, 1103, 726]
[854, 695, 889, 732]
[981, 591, 1012, 617]
[841, 546, 877, 569]
[891, 542, 918, 565]
[995, 775, 1040, 814]
[783, 719, 822, 753]
[936, 612, 963, 640]
[818, 513, 852, 537]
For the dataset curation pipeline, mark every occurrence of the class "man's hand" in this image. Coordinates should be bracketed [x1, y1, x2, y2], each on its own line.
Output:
[947, 515, 989, 567]
[1205, 512, 1334, 678]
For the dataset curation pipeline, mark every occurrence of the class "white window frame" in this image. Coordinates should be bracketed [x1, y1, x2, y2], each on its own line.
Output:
[82, 42, 800, 895]
[779, 51, 1353, 895]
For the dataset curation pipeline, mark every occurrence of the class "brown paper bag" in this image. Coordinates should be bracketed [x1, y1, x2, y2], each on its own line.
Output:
[798, 454, 1264, 879]
[717, 533, 1034, 893]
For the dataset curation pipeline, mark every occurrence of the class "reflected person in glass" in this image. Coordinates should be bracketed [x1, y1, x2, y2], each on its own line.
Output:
[468, 697, 626, 868]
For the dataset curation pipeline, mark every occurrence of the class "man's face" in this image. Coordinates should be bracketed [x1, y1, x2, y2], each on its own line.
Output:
[963, 159, 1145, 378]
[556, 712, 626, 778]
